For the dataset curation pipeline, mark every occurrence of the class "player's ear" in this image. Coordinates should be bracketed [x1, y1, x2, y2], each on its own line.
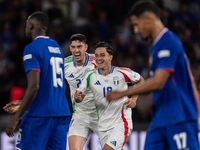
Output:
[30, 24, 34, 30]
[85, 44, 88, 52]
[109, 55, 113, 61]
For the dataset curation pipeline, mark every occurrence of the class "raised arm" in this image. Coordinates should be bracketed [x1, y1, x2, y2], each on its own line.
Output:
[6, 70, 40, 137]
[107, 69, 170, 101]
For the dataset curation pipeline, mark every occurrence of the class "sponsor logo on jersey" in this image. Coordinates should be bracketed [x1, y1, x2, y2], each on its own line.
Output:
[113, 76, 119, 86]
[94, 80, 101, 85]
[110, 141, 116, 146]
[68, 73, 74, 78]
[23, 54, 32, 61]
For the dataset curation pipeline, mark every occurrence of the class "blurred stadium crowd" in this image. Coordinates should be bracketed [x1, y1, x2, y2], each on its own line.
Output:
[0, 0, 200, 122]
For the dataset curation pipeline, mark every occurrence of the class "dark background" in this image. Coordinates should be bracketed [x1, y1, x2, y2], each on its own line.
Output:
[0, 0, 200, 134]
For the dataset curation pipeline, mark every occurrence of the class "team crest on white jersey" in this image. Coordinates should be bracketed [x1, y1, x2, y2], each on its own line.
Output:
[113, 76, 119, 86]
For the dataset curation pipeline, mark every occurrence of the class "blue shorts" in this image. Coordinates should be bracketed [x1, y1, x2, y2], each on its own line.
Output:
[144, 121, 199, 150]
[16, 116, 70, 150]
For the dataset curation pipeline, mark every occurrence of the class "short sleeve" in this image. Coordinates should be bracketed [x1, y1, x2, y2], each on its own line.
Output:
[154, 47, 178, 72]
[116, 67, 141, 84]
[23, 45, 41, 73]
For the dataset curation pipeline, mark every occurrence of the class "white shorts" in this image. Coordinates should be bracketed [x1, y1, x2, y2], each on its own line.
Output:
[68, 113, 99, 139]
[99, 123, 132, 150]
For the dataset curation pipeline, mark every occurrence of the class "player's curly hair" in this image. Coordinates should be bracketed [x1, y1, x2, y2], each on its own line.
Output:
[94, 41, 113, 55]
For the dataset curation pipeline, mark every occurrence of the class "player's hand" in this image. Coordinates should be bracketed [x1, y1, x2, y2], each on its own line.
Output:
[74, 90, 83, 103]
[6, 118, 19, 137]
[106, 91, 124, 102]
[125, 97, 137, 108]
[3, 100, 21, 113]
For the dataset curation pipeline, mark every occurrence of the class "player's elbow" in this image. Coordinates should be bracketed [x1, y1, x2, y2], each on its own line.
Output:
[29, 85, 39, 94]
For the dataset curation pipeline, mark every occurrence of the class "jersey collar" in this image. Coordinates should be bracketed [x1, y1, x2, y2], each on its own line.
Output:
[152, 28, 168, 47]
[98, 66, 114, 75]
[35, 36, 50, 40]
[73, 53, 89, 67]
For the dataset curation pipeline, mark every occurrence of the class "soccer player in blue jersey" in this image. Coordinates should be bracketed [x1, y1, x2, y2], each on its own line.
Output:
[5, 12, 71, 150]
[107, 1, 200, 150]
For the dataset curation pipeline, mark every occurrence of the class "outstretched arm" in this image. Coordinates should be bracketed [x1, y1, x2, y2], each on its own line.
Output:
[125, 75, 144, 108]
[107, 69, 170, 101]
[6, 70, 40, 137]
[3, 100, 22, 113]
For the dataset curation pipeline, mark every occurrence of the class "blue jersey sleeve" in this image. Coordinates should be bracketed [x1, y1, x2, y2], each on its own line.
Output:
[23, 45, 41, 73]
[154, 45, 178, 72]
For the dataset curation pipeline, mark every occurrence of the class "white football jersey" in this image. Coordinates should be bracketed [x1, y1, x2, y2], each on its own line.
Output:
[64, 53, 98, 119]
[78, 66, 141, 131]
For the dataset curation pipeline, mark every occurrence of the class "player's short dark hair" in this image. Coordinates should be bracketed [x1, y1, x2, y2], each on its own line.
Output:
[70, 34, 87, 44]
[30, 12, 49, 27]
[95, 41, 113, 56]
[130, 0, 160, 18]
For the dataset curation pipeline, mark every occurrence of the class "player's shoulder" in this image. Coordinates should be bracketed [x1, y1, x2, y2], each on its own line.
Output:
[114, 66, 133, 74]
[64, 55, 73, 64]
[87, 53, 96, 63]
[87, 53, 95, 59]
[83, 68, 97, 79]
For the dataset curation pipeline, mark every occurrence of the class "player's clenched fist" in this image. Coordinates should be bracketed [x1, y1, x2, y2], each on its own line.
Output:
[74, 90, 84, 103]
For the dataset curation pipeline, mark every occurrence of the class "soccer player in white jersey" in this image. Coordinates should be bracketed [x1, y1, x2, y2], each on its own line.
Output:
[74, 41, 144, 150]
[64, 34, 99, 150]
[4, 34, 99, 150]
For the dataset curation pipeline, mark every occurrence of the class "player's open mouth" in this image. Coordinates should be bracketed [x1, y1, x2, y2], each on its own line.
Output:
[74, 54, 81, 57]
[97, 61, 104, 65]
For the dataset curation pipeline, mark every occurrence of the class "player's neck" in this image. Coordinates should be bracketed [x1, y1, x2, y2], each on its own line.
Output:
[32, 30, 46, 41]
[75, 61, 85, 66]
[99, 65, 111, 76]
[75, 55, 86, 66]
[151, 20, 165, 41]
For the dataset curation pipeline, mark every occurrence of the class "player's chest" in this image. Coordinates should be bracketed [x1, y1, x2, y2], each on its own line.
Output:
[90, 73, 126, 95]
[66, 66, 94, 87]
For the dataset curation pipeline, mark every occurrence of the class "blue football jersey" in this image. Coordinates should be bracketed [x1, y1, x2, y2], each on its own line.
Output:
[150, 28, 197, 127]
[23, 36, 71, 117]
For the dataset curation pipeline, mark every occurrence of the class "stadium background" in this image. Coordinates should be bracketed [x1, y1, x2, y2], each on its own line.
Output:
[0, 0, 200, 149]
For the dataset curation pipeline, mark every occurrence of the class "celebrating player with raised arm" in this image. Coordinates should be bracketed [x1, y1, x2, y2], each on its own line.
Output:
[5, 12, 71, 150]
[107, 1, 200, 150]
[74, 41, 144, 150]
[64, 34, 99, 150]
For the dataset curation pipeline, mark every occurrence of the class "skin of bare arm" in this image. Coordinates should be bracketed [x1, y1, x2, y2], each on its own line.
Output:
[6, 70, 40, 137]
[3, 100, 22, 113]
[106, 69, 170, 102]
[74, 90, 85, 103]
[125, 75, 145, 108]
